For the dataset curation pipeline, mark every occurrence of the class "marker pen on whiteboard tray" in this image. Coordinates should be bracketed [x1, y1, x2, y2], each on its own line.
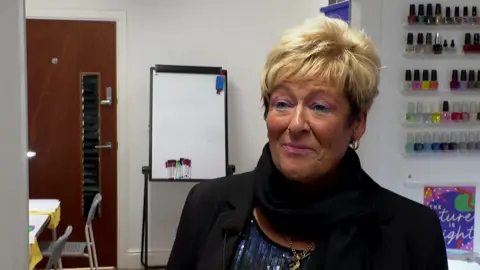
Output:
[186, 159, 191, 179]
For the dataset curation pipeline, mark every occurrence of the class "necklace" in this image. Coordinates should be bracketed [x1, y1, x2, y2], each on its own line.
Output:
[286, 237, 315, 270]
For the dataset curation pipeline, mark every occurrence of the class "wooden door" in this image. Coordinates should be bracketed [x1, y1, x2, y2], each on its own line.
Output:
[26, 19, 117, 267]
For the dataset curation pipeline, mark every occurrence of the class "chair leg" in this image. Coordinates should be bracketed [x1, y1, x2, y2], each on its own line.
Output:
[89, 226, 99, 270]
[85, 226, 94, 270]
[51, 229, 63, 270]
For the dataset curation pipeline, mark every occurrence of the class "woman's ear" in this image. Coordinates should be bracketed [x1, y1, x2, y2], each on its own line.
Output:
[351, 112, 367, 141]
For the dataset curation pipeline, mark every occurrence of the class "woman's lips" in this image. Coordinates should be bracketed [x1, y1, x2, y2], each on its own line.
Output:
[283, 143, 313, 154]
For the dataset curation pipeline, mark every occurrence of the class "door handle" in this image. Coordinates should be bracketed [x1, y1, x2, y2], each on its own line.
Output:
[100, 87, 113, 106]
[95, 142, 112, 149]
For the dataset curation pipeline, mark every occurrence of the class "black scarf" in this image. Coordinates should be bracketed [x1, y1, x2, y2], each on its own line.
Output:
[254, 143, 383, 269]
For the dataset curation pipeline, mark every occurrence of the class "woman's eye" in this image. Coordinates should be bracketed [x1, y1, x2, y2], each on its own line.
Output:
[311, 104, 330, 113]
[274, 101, 291, 110]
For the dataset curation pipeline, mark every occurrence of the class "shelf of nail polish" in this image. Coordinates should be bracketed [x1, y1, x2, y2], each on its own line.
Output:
[403, 151, 480, 157]
[403, 53, 480, 59]
[402, 69, 480, 94]
[404, 70, 439, 91]
[406, 4, 480, 26]
[405, 32, 456, 55]
[450, 69, 480, 90]
[404, 131, 480, 155]
[403, 121, 480, 127]
[402, 89, 480, 96]
[404, 24, 480, 30]
[405, 32, 480, 56]
[404, 101, 480, 126]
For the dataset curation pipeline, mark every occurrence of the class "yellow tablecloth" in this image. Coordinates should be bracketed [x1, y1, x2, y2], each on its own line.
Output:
[29, 206, 61, 229]
[29, 200, 61, 269]
[29, 239, 42, 270]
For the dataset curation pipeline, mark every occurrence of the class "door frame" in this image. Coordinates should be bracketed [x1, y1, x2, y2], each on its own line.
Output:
[25, 8, 129, 267]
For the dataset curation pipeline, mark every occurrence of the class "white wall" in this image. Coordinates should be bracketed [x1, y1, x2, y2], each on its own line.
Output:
[25, 0, 328, 268]
[0, 0, 29, 269]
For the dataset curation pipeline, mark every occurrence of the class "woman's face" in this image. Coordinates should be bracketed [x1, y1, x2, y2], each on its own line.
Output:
[266, 80, 366, 184]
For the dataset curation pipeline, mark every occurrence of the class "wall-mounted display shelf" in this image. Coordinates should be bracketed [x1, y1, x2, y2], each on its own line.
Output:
[403, 151, 480, 157]
[403, 122, 480, 128]
[402, 89, 480, 96]
[404, 24, 480, 30]
[403, 4, 480, 160]
[403, 53, 480, 59]
[405, 130, 480, 154]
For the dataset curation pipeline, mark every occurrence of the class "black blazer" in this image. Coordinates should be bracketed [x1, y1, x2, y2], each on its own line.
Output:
[166, 172, 448, 270]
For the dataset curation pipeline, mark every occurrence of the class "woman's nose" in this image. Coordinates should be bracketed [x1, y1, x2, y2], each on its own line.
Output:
[287, 106, 310, 134]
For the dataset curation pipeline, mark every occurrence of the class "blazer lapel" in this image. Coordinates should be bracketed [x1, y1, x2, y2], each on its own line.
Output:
[197, 175, 255, 270]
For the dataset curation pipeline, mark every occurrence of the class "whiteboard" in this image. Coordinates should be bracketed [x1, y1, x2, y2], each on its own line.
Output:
[150, 70, 227, 180]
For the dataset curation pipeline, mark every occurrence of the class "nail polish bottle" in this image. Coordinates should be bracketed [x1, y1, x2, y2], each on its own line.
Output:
[454, 6, 462, 24]
[423, 104, 433, 123]
[451, 102, 461, 121]
[473, 33, 480, 52]
[435, 4, 443, 25]
[468, 70, 476, 89]
[423, 132, 432, 151]
[431, 132, 442, 151]
[418, 4, 426, 24]
[443, 40, 449, 52]
[450, 39, 456, 52]
[404, 70, 412, 90]
[444, 7, 453, 24]
[472, 7, 478, 25]
[426, 4, 435, 25]
[469, 102, 478, 122]
[433, 33, 443, 54]
[459, 132, 468, 151]
[415, 33, 424, 53]
[449, 132, 458, 151]
[477, 101, 480, 120]
[460, 70, 468, 89]
[421, 70, 430, 90]
[414, 132, 424, 152]
[450, 70, 460, 90]
[463, 33, 472, 53]
[415, 102, 424, 121]
[467, 132, 476, 150]
[463, 6, 470, 24]
[425, 33, 433, 54]
[430, 70, 438, 90]
[475, 132, 480, 150]
[405, 133, 415, 153]
[462, 102, 470, 121]
[406, 102, 416, 123]
[405, 33, 415, 53]
[440, 132, 450, 151]
[432, 103, 442, 123]
[413, 70, 421, 90]
[476, 70, 480, 89]
[408, 4, 418, 24]
[441, 101, 451, 122]
[474, 70, 480, 90]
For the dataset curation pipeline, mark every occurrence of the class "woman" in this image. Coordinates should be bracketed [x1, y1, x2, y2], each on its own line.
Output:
[167, 15, 448, 270]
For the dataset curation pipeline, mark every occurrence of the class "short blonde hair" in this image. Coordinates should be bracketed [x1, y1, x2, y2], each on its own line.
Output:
[261, 15, 381, 119]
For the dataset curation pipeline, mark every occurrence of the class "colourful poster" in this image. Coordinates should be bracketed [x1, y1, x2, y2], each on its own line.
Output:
[424, 186, 475, 251]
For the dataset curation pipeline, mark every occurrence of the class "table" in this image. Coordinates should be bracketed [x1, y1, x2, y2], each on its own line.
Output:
[29, 199, 61, 270]
[29, 199, 61, 229]
[29, 214, 49, 270]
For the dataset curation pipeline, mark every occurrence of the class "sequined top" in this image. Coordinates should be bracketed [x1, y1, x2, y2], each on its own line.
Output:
[230, 219, 312, 270]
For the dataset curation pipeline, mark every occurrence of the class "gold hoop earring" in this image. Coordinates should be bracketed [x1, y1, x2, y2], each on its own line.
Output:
[350, 140, 360, 150]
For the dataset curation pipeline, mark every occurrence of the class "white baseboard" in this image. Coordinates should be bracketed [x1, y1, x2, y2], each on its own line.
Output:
[119, 248, 171, 269]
